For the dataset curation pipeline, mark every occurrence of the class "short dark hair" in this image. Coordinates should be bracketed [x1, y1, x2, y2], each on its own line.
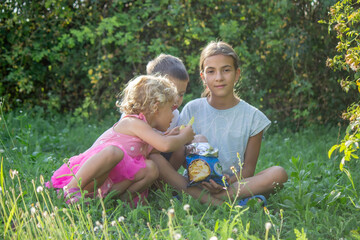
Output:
[146, 54, 189, 81]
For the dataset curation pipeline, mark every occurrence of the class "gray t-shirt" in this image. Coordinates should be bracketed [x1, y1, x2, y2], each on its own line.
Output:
[180, 98, 271, 176]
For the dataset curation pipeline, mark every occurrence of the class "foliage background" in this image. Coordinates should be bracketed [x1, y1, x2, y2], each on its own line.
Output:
[0, 0, 358, 128]
[1, 1, 360, 238]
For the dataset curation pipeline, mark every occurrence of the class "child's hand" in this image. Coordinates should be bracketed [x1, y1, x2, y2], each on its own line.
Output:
[164, 126, 181, 136]
[201, 179, 226, 194]
[180, 125, 195, 143]
[201, 175, 230, 194]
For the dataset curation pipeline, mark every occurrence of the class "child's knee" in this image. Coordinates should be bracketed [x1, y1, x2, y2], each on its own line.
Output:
[271, 166, 288, 185]
[145, 160, 159, 180]
[102, 146, 124, 164]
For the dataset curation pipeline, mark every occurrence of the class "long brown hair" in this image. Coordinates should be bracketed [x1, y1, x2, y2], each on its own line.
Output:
[199, 41, 240, 97]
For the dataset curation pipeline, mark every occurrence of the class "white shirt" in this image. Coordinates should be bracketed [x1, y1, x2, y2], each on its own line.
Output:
[169, 109, 180, 130]
[180, 98, 271, 176]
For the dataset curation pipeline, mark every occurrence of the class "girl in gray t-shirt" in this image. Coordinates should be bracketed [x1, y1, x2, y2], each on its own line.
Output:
[179, 41, 288, 206]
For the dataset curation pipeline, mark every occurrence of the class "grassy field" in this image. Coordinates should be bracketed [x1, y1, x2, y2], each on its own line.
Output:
[1, 109, 359, 239]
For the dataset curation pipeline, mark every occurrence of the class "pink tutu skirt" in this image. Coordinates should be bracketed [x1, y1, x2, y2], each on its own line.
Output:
[46, 143, 147, 196]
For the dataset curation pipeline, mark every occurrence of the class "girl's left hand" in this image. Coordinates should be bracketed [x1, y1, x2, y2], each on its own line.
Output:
[201, 179, 225, 194]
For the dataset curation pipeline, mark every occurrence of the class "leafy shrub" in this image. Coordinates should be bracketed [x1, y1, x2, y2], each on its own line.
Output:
[325, 0, 360, 207]
[0, 0, 357, 127]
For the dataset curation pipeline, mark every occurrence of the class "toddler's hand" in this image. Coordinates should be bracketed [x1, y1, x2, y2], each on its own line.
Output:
[180, 125, 195, 143]
[164, 126, 181, 136]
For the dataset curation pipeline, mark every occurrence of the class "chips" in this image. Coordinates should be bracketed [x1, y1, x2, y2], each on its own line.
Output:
[185, 142, 228, 187]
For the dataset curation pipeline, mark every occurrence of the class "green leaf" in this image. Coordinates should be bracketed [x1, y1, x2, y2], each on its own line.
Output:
[214, 219, 219, 232]
[340, 157, 345, 171]
[328, 145, 339, 158]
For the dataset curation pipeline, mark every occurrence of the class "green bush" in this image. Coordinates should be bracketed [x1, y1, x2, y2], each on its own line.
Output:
[325, 0, 360, 207]
[1, 0, 357, 127]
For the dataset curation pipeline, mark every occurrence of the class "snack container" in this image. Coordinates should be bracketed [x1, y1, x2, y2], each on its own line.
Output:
[185, 143, 228, 187]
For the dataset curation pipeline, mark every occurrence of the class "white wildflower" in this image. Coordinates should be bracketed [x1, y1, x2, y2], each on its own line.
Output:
[111, 221, 116, 226]
[183, 204, 190, 211]
[36, 186, 44, 193]
[265, 222, 272, 230]
[174, 233, 181, 240]
[9, 169, 18, 179]
[30, 207, 36, 215]
[209, 236, 218, 240]
[168, 208, 175, 214]
[118, 216, 125, 222]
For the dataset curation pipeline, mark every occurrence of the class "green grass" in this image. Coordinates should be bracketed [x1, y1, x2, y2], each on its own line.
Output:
[1, 109, 359, 239]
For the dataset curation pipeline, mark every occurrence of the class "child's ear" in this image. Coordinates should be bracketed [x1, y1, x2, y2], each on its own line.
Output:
[235, 68, 241, 82]
[200, 72, 206, 84]
[153, 102, 160, 114]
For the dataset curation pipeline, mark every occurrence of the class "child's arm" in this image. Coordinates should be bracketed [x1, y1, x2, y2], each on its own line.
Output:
[230, 130, 263, 182]
[201, 131, 264, 192]
[117, 118, 194, 152]
[163, 126, 181, 136]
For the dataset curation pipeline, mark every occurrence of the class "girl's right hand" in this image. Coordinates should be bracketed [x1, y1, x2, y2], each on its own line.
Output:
[180, 125, 195, 143]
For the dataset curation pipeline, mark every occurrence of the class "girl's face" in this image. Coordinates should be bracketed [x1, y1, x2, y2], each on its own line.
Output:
[152, 101, 175, 132]
[201, 54, 240, 98]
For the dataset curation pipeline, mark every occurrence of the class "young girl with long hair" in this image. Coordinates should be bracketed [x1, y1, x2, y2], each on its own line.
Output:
[179, 41, 288, 205]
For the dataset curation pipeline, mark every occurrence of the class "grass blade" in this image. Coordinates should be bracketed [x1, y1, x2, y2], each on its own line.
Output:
[0, 157, 4, 194]
[3, 199, 16, 237]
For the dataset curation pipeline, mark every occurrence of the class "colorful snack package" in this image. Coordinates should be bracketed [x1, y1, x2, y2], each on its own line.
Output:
[185, 142, 228, 187]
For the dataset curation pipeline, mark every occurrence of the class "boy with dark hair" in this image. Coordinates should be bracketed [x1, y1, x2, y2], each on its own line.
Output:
[146, 54, 189, 131]
[148, 54, 222, 205]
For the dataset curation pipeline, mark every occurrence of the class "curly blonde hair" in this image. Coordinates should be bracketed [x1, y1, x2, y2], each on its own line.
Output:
[117, 75, 178, 116]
